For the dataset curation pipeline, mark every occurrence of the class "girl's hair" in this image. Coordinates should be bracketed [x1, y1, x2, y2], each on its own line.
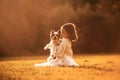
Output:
[61, 23, 78, 42]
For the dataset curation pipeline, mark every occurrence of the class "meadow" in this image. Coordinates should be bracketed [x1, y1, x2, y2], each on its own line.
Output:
[0, 54, 120, 80]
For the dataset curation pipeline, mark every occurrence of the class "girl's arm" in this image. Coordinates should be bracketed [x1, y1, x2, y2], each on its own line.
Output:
[55, 40, 67, 57]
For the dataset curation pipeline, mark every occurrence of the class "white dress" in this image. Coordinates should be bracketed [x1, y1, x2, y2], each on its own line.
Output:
[34, 38, 79, 67]
[55, 38, 79, 66]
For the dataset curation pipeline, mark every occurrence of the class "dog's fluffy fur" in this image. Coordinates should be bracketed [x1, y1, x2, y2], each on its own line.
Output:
[44, 30, 61, 62]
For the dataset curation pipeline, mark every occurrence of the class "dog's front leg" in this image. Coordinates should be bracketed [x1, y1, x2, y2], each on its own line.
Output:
[44, 44, 51, 50]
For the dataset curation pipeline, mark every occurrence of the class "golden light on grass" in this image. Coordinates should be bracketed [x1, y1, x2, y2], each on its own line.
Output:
[0, 54, 120, 80]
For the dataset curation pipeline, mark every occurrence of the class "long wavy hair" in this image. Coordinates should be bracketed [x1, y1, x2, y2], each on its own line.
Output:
[61, 23, 78, 42]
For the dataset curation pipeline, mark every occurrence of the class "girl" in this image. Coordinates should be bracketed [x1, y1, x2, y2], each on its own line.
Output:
[34, 23, 79, 67]
[55, 23, 79, 66]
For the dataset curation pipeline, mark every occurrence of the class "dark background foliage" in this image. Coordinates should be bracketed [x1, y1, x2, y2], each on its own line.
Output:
[0, 0, 120, 56]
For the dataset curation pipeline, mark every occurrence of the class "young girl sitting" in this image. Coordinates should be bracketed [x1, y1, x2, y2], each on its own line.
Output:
[55, 23, 79, 66]
[34, 23, 79, 67]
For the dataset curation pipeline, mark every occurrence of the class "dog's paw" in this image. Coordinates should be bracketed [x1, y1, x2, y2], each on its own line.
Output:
[44, 46, 49, 50]
[44, 47, 47, 50]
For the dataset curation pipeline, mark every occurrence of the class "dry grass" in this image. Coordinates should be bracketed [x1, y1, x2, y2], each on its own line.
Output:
[0, 54, 120, 80]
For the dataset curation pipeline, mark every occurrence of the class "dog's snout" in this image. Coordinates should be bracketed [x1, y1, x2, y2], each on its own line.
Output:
[53, 36, 58, 40]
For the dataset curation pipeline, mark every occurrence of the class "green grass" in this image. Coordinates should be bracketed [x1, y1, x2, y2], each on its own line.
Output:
[0, 54, 120, 80]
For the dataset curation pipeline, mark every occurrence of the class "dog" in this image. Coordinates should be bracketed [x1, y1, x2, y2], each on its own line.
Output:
[44, 30, 61, 61]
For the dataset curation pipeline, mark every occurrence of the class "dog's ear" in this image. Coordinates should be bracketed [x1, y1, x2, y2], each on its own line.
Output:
[50, 29, 55, 34]
[57, 29, 61, 36]
[50, 29, 55, 38]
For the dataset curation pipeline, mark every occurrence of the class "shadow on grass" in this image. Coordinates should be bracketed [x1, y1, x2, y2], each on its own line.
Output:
[79, 65, 114, 72]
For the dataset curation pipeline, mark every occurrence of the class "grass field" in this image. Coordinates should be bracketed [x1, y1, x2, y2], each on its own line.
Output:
[0, 54, 120, 80]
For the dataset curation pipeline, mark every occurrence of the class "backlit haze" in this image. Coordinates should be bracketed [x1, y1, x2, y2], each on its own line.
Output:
[0, 0, 120, 56]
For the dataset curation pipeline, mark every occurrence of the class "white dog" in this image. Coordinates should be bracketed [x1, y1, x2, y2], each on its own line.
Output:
[34, 30, 63, 67]
[44, 30, 62, 65]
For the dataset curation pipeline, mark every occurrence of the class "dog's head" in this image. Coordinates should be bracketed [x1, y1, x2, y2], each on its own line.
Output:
[50, 30, 60, 40]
